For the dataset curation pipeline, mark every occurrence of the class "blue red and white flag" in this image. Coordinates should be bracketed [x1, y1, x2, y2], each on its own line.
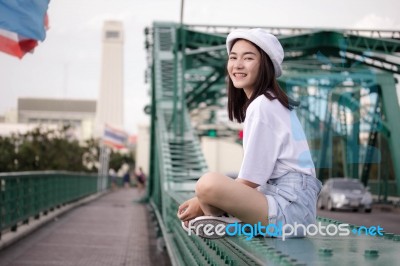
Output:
[0, 0, 50, 58]
[103, 124, 128, 150]
[0, 28, 39, 58]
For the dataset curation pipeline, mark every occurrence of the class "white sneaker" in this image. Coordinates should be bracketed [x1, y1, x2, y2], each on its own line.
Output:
[182, 215, 242, 239]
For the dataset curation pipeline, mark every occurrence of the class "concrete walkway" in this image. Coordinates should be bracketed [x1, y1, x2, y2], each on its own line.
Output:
[0, 188, 168, 266]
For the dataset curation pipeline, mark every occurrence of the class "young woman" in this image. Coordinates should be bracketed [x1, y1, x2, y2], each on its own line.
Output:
[177, 28, 322, 238]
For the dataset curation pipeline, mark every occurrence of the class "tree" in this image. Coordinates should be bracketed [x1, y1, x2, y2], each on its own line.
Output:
[0, 126, 135, 173]
[0, 135, 18, 172]
[82, 138, 101, 173]
[14, 126, 83, 171]
[109, 150, 135, 173]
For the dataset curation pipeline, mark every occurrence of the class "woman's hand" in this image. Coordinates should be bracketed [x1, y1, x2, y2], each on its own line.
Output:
[177, 197, 204, 222]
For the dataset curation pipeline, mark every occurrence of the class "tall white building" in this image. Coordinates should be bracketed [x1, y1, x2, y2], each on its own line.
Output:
[95, 21, 124, 136]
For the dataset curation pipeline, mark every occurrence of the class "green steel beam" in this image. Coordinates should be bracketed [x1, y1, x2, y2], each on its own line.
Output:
[341, 50, 400, 75]
[186, 52, 226, 70]
[281, 74, 391, 185]
[186, 71, 225, 109]
[280, 31, 400, 74]
[361, 85, 382, 186]
[376, 73, 400, 195]
[187, 24, 400, 40]
[181, 28, 225, 49]
[280, 31, 400, 55]
[331, 89, 390, 138]
[344, 33, 400, 54]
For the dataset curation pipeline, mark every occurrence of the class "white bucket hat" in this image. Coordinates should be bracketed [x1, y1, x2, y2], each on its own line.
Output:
[226, 28, 284, 77]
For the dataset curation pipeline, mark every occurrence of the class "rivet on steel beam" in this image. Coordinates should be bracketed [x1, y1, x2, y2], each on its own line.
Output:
[393, 235, 400, 241]
[364, 249, 379, 257]
[319, 248, 333, 256]
[384, 233, 394, 239]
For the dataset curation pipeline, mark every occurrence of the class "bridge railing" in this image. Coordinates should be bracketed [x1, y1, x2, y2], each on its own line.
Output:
[0, 171, 100, 238]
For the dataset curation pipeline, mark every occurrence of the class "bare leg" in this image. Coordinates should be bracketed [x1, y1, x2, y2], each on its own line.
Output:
[195, 172, 269, 226]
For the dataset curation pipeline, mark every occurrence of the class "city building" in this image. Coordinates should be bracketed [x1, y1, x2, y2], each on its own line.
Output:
[17, 97, 96, 140]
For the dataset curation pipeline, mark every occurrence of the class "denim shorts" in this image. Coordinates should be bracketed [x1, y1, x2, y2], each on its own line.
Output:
[258, 172, 322, 237]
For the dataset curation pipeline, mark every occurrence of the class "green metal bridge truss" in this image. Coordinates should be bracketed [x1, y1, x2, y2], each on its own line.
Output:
[146, 22, 400, 265]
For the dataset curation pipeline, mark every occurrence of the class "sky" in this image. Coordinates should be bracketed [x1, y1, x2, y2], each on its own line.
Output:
[0, 0, 399, 134]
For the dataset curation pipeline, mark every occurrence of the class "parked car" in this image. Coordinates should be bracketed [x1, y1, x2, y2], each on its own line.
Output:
[317, 178, 372, 212]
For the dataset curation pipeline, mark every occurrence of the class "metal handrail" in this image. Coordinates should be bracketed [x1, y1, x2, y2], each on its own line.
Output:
[0, 171, 100, 237]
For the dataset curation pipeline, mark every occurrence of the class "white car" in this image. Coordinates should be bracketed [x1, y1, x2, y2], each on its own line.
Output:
[317, 178, 372, 212]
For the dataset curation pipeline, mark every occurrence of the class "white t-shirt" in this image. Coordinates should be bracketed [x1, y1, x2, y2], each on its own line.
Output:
[238, 95, 316, 185]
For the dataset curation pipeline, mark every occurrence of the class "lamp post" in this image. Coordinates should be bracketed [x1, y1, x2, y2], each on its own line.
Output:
[180, 0, 185, 25]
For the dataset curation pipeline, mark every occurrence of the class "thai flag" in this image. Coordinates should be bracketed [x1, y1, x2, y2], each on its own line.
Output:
[103, 124, 128, 150]
[0, 0, 50, 58]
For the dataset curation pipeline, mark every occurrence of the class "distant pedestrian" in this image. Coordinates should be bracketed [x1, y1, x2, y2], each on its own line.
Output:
[109, 168, 117, 190]
[135, 167, 146, 192]
[123, 170, 131, 188]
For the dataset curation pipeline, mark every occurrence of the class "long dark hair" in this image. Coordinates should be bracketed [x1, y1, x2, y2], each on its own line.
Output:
[227, 39, 295, 123]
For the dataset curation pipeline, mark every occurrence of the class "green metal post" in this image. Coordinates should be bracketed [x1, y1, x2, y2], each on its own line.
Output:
[180, 26, 187, 138]
[377, 73, 400, 196]
[350, 90, 360, 179]
[172, 27, 179, 137]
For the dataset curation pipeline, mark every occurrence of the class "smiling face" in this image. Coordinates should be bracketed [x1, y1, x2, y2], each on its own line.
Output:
[227, 39, 261, 98]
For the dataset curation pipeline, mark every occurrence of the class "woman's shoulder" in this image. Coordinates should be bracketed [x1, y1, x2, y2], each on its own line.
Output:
[245, 95, 291, 127]
[249, 95, 289, 115]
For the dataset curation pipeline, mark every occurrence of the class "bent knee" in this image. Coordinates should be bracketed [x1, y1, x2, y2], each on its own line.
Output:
[195, 172, 223, 199]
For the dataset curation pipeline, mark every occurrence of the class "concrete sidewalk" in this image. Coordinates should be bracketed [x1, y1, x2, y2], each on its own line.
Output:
[0, 188, 168, 266]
